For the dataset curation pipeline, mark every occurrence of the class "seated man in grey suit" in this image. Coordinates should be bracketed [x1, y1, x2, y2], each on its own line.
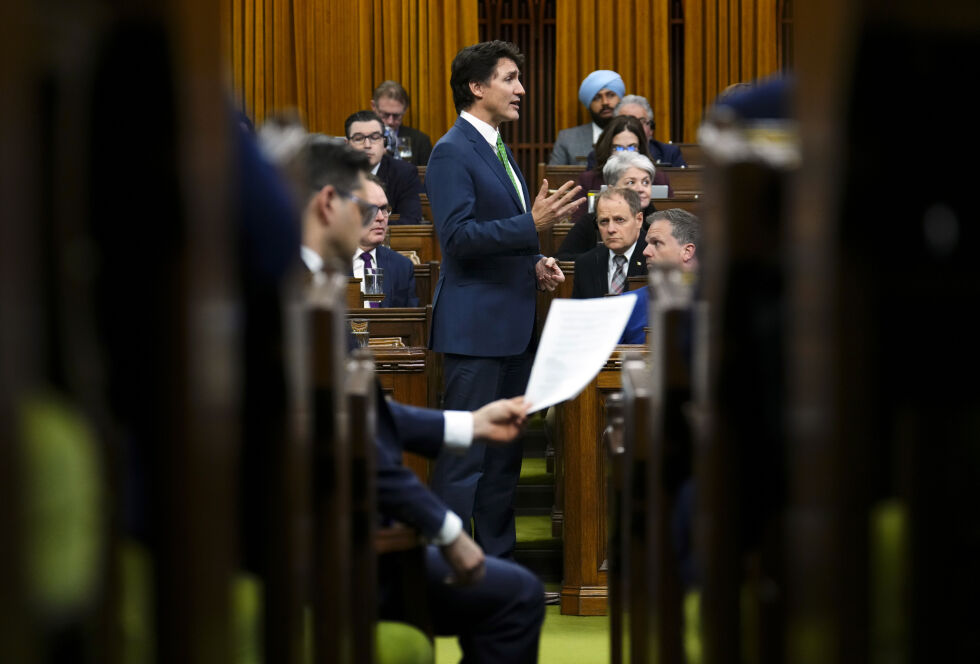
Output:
[549, 69, 625, 165]
[571, 187, 648, 299]
[353, 173, 420, 308]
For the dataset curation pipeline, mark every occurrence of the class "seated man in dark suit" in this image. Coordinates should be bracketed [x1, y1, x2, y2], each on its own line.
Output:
[619, 207, 702, 343]
[345, 110, 425, 224]
[352, 173, 420, 307]
[571, 187, 649, 299]
[371, 80, 433, 165]
[300, 136, 546, 662]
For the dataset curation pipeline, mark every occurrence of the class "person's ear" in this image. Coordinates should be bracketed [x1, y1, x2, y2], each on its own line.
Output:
[469, 80, 484, 101]
[681, 243, 695, 263]
[370, 99, 378, 113]
[314, 184, 337, 227]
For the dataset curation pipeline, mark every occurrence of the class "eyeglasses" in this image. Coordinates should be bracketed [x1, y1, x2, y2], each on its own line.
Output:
[376, 110, 404, 122]
[613, 145, 639, 152]
[349, 132, 385, 146]
[338, 191, 381, 226]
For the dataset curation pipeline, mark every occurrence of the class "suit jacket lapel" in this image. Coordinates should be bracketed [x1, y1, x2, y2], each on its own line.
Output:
[596, 247, 610, 295]
[627, 237, 648, 277]
[456, 118, 526, 213]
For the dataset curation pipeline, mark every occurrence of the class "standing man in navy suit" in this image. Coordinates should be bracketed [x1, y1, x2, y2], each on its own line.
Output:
[426, 40, 585, 558]
[345, 110, 425, 224]
[353, 173, 420, 308]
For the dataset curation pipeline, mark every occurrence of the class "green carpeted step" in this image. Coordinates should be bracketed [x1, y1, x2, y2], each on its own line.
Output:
[519, 456, 551, 484]
[515, 515, 560, 549]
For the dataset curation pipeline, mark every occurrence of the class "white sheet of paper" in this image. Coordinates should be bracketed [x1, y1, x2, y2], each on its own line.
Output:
[524, 295, 638, 413]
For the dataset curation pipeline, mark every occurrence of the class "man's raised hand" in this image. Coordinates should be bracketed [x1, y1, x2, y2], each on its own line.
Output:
[531, 179, 586, 231]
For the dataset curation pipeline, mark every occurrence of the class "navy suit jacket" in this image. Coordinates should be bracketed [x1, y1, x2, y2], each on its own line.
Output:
[376, 389, 449, 538]
[571, 237, 649, 299]
[375, 245, 419, 308]
[377, 154, 425, 224]
[426, 116, 540, 357]
[649, 139, 687, 167]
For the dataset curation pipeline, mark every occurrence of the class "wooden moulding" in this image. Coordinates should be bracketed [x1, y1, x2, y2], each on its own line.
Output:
[558, 346, 648, 616]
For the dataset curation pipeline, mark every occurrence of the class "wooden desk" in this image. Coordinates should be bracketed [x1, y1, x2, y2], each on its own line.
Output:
[652, 195, 702, 217]
[659, 166, 704, 197]
[554, 347, 648, 616]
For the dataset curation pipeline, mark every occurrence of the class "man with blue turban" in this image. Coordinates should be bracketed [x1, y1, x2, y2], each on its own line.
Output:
[549, 69, 625, 165]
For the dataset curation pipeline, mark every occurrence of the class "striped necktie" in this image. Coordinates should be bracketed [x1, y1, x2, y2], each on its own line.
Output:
[611, 254, 627, 294]
[361, 252, 379, 308]
[495, 132, 524, 206]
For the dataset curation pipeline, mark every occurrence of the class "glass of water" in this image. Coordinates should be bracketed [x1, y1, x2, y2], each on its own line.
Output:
[397, 136, 413, 161]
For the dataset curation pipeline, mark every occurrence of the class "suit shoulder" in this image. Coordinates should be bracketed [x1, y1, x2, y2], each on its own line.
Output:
[378, 245, 413, 267]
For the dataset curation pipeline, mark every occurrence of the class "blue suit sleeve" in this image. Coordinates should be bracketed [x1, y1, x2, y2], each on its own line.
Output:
[618, 287, 648, 344]
[386, 398, 445, 459]
[426, 140, 540, 258]
[375, 440, 447, 538]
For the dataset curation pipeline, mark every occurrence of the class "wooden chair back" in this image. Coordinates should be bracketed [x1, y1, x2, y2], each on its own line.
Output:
[388, 225, 442, 264]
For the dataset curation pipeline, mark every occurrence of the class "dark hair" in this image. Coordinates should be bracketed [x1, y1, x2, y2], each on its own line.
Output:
[649, 208, 701, 248]
[344, 110, 384, 138]
[373, 80, 410, 107]
[450, 41, 525, 113]
[306, 135, 370, 196]
[364, 172, 388, 198]
[595, 187, 643, 217]
[593, 115, 652, 174]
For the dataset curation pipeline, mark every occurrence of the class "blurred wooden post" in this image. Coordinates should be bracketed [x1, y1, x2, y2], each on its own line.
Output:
[310, 272, 353, 664]
[347, 349, 378, 664]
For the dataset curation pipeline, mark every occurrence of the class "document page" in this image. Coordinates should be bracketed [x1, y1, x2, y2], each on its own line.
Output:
[524, 296, 637, 413]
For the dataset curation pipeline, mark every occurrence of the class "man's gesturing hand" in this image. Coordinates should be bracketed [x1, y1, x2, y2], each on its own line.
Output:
[531, 179, 585, 231]
[440, 531, 486, 586]
[473, 396, 528, 444]
[535, 256, 565, 292]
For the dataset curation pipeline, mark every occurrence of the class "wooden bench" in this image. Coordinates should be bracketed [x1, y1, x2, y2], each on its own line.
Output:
[388, 224, 441, 264]
[410, 260, 440, 308]
[676, 142, 705, 166]
[347, 305, 431, 348]
[658, 166, 704, 197]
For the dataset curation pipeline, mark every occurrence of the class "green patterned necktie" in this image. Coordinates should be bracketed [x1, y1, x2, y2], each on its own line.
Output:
[495, 132, 524, 208]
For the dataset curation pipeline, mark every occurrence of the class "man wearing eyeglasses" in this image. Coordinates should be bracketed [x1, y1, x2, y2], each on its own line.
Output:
[352, 173, 419, 308]
[345, 110, 425, 224]
[371, 80, 433, 166]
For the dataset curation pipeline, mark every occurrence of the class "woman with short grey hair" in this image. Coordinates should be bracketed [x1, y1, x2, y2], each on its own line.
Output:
[557, 152, 660, 260]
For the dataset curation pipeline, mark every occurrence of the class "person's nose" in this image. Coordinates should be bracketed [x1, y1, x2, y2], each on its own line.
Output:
[515, 81, 525, 96]
[642, 244, 653, 258]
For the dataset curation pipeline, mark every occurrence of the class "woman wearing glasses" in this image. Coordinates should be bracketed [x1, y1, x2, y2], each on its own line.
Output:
[556, 125, 671, 260]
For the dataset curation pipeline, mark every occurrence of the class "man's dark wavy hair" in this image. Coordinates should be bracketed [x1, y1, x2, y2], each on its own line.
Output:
[450, 41, 525, 114]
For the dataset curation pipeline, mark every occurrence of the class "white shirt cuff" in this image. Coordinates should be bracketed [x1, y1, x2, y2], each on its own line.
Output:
[443, 410, 473, 452]
[430, 511, 463, 546]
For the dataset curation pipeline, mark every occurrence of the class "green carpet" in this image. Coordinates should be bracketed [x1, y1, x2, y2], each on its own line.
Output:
[515, 515, 559, 549]
[435, 606, 609, 664]
[519, 457, 550, 484]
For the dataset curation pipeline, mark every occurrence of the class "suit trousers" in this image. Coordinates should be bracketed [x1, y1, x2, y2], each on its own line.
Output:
[429, 349, 534, 559]
[423, 546, 544, 663]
